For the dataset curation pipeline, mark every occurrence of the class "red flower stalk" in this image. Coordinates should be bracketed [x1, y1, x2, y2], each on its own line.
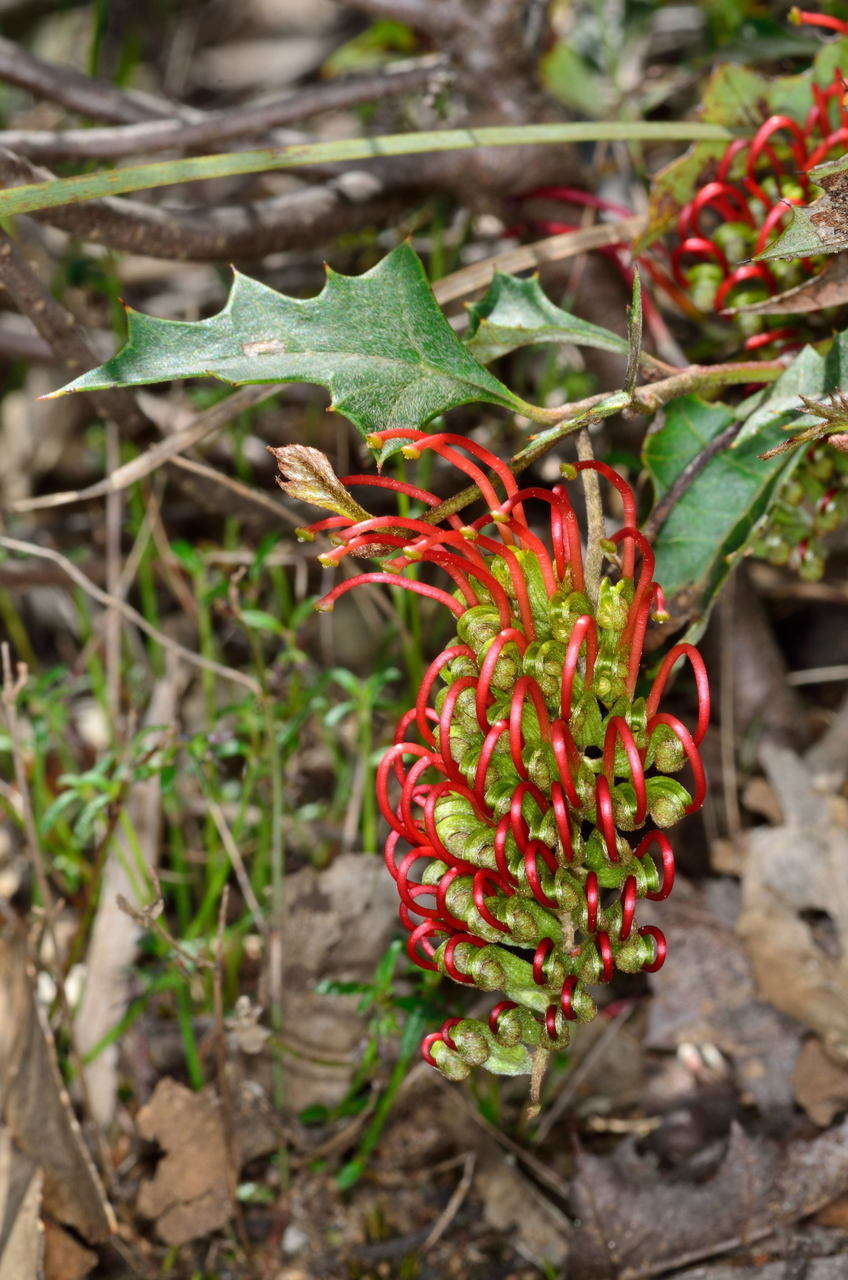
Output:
[310, 432, 709, 1079]
[790, 9, 848, 35]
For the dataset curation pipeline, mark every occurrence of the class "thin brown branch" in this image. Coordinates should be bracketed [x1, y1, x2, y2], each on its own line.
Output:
[116, 868, 213, 975]
[6, 384, 281, 514]
[432, 217, 647, 304]
[0, 59, 445, 160]
[576, 428, 603, 604]
[0, 535, 261, 695]
[0, 35, 191, 124]
[0, 229, 148, 432]
[421, 1152, 476, 1251]
[0, 315, 52, 361]
[0, 150, 403, 261]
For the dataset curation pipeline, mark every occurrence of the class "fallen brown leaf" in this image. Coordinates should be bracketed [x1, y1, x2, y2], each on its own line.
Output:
[476, 1155, 569, 1269]
[280, 852, 399, 1111]
[134, 1073, 278, 1246]
[736, 741, 848, 1053]
[42, 1220, 96, 1280]
[136, 1078, 233, 1246]
[0, 1130, 43, 1280]
[646, 887, 802, 1112]
[730, 253, 848, 316]
[0, 921, 113, 1244]
[793, 1039, 848, 1128]
[571, 1117, 848, 1278]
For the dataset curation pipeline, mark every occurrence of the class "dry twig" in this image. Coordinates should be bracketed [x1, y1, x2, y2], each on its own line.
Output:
[6, 384, 281, 514]
[0, 229, 148, 432]
[0, 150, 404, 261]
[0, 35, 191, 124]
[0, 59, 444, 159]
[421, 1152, 476, 1251]
[433, 218, 647, 304]
[0, 534, 261, 694]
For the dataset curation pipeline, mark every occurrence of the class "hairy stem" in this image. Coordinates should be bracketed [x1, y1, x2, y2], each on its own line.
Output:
[425, 360, 784, 526]
[577, 428, 603, 605]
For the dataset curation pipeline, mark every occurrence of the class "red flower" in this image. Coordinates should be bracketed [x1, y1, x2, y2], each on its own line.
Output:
[309, 432, 709, 1078]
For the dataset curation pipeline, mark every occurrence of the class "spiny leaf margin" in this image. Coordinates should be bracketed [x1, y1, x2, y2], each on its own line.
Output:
[50, 244, 532, 441]
[464, 272, 628, 364]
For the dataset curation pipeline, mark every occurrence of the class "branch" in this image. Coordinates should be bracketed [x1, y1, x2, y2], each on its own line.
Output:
[424, 361, 785, 525]
[0, 59, 445, 160]
[0, 231, 148, 432]
[0, 151, 403, 261]
[0, 535, 260, 695]
[0, 35, 191, 124]
[433, 217, 647, 304]
[0, 314, 52, 361]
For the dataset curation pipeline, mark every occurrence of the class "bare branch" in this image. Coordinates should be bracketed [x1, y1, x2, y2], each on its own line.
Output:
[0, 150, 402, 261]
[0, 230, 148, 431]
[433, 218, 647, 304]
[0, 58, 445, 161]
[0, 35, 192, 124]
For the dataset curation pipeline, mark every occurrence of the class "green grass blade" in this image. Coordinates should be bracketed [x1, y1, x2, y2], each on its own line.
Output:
[0, 121, 735, 217]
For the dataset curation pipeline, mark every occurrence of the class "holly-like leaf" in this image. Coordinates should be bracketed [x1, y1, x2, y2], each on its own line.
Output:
[644, 339, 840, 615]
[756, 155, 848, 261]
[50, 245, 531, 439]
[465, 272, 627, 364]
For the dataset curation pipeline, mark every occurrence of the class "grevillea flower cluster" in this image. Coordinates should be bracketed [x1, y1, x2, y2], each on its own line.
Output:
[673, 12, 848, 349]
[307, 431, 709, 1079]
[523, 12, 848, 354]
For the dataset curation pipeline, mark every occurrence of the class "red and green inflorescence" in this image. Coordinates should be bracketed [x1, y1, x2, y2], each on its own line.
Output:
[306, 431, 709, 1080]
[670, 52, 848, 349]
[524, 11, 848, 353]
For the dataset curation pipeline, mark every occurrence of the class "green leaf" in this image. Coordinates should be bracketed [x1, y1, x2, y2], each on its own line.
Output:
[644, 341, 834, 613]
[465, 272, 628, 364]
[169, 538, 203, 573]
[51, 245, 530, 439]
[540, 42, 613, 117]
[239, 608, 286, 635]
